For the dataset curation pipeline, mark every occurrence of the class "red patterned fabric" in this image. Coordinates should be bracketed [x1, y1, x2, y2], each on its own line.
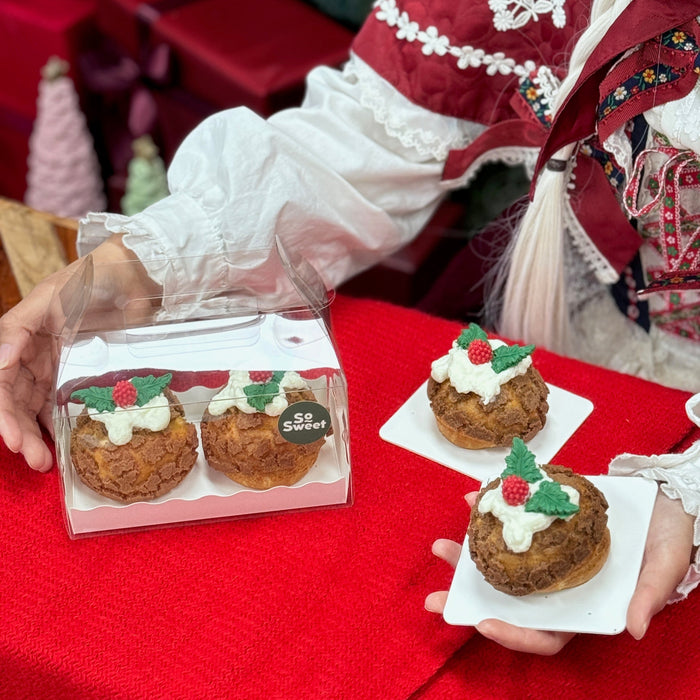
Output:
[0, 295, 697, 698]
[353, 1, 700, 280]
[537, 0, 700, 170]
[352, 0, 592, 125]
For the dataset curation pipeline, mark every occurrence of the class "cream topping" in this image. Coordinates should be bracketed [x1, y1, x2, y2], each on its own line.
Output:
[208, 370, 309, 416]
[478, 477, 580, 553]
[431, 338, 532, 404]
[88, 394, 171, 446]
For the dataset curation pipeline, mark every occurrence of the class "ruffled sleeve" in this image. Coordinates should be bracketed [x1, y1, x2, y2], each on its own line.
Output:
[78, 54, 481, 309]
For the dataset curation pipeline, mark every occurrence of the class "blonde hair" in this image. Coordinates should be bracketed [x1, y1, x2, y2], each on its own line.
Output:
[496, 0, 632, 354]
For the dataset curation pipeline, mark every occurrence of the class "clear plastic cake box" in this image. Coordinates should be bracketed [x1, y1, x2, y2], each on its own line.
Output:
[50, 245, 352, 538]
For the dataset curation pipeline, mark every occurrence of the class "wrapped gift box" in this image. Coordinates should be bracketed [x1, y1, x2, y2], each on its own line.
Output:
[0, 0, 97, 119]
[95, 0, 355, 116]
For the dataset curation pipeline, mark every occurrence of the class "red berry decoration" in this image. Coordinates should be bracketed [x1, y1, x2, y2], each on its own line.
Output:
[112, 380, 138, 408]
[501, 475, 530, 506]
[249, 370, 274, 383]
[467, 339, 493, 364]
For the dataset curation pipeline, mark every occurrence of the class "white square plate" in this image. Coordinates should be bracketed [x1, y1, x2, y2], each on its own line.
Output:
[443, 476, 658, 634]
[379, 381, 593, 482]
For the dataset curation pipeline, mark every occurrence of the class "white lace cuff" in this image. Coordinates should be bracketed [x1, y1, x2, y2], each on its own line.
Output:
[608, 394, 700, 602]
[342, 53, 484, 161]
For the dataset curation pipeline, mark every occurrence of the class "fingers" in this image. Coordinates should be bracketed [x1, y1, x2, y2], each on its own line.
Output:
[626, 582, 659, 641]
[626, 495, 695, 639]
[424, 591, 448, 614]
[19, 433, 54, 472]
[476, 619, 575, 655]
[432, 538, 462, 568]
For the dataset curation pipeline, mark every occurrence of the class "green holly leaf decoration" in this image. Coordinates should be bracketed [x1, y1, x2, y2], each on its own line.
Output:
[70, 386, 115, 412]
[456, 323, 488, 349]
[491, 343, 535, 373]
[70, 373, 172, 413]
[243, 371, 285, 412]
[131, 373, 172, 406]
[270, 371, 285, 384]
[525, 480, 579, 517]
[501, 437, 542, 483]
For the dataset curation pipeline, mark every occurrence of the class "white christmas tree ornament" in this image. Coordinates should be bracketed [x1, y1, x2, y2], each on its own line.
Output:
[25, 56, 106, 219]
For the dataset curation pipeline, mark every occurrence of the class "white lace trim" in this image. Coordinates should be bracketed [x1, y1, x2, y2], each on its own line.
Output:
[343, 54, 484, 161]
[564, 175, 620, 284]
[373, 0, 538, 79]
[602, 125, 634, 177]
[489, 0, 567, 32]
[440, 145, 539, 190]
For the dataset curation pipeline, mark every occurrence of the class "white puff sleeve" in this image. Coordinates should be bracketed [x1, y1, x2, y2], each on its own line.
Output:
[608, 394, 700, 601]
[77, 54, 481, 307]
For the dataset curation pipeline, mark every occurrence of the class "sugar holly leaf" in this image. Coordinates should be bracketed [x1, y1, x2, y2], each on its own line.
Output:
[525, 480, 579, 517]
[270, 371, 285, 384]
[491, 344, 535, 373]
[501, 437, 542, 482]
[456, 323, 488, 349]
[70, 386, 115, 413]
[243, 380, 281, 412]
[131, 373, 172, 406]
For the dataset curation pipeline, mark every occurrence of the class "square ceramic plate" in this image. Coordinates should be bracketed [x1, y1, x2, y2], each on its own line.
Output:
[442, 476, 658, 634]
[379, 381, 593, 482]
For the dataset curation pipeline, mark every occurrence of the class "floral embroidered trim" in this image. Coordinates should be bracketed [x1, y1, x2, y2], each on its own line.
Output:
[625, 147, 700, 274]
[518, 66, 560, 127]
[580, 139, 626, 191]
[373, 0, 537, 79]
[489, 0, 567, 32]
[597, 28, 700, 122]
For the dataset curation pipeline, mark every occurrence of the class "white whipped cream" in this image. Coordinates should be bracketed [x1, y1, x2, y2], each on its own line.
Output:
[88, 394, 171, 446]
[430, 339, 531, 404]
[208, 370, 309, 416]
[478, 476, 580, 553]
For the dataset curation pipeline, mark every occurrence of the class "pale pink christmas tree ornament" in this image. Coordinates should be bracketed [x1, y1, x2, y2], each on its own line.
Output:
[25, 56, 106, 219]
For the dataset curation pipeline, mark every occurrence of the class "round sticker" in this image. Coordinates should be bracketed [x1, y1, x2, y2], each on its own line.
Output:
[278, 401, 331, 445]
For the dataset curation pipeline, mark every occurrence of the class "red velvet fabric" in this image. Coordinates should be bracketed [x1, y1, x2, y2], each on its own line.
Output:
[96, 0, 355, 115]
[1, 295, 697, 698]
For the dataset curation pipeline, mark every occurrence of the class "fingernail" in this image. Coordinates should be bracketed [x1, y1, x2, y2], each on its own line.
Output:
[633, 621, 648, 640]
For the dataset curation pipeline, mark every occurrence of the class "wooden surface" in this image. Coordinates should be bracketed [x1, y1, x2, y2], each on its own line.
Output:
[0, 198, 77, 314]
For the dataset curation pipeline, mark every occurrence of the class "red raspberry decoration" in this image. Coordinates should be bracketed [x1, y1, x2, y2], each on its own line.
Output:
[249, 370, 274, 383]
[112, 380, 138, 408]
[501, 475, 530, 506]
[467, 339, 493, 365]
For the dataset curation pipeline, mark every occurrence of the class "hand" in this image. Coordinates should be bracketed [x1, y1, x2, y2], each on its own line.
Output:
[424, 492, 575, 654]
[425, 490, 695, 653]
[626, 491, 695, 639]
[0, 235, 160, 471]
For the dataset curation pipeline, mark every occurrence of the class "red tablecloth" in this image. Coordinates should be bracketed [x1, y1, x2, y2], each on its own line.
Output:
[1, 295, 698, 698]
